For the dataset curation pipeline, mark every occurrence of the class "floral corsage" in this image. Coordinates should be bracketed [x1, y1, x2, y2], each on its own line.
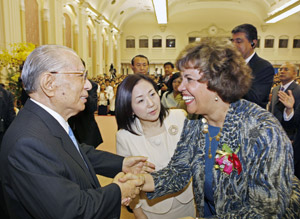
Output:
[214, 144, 242, 175]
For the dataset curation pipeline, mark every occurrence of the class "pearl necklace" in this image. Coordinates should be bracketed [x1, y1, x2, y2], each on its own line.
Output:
[202, 118, 222, 159]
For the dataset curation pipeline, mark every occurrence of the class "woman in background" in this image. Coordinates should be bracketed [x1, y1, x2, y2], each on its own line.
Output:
[115, 74, 195, 219]
[97, 83, 108, 115]
[161, 72, 186, 110]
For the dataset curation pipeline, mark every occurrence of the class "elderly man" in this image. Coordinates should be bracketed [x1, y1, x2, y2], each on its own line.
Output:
[269, 62, 300, 140]
[0, 45, 152, 219]
[131, 54, 149, 74]
[231, 24, 274, 109]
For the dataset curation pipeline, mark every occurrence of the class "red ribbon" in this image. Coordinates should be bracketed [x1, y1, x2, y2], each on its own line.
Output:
[228, 153, 242, 175]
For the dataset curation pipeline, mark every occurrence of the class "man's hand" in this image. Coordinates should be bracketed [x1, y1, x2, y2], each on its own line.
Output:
[278, 90, 295, 109]
[113, 172, 145, 206]
[278, 90, 295, 116]
[123, 156, 155, 174]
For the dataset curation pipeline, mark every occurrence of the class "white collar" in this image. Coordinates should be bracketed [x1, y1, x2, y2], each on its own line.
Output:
[30, 98, 69, 134]
[281, 80, 294, 91]
[245, 52, 255, 63]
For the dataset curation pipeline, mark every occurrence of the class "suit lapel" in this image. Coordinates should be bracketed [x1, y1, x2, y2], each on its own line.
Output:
[78, 146, 100, 187]
[286, 81, 297, 92]
[25, 100, 99, 188]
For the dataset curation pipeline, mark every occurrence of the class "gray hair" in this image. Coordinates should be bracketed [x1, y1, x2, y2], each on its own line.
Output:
[21, 45, 79, 93]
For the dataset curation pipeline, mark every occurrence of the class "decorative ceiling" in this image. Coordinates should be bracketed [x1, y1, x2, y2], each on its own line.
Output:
[75, 0, 300, 29]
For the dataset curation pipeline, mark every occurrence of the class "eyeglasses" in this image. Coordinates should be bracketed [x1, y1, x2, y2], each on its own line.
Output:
[50, 70, 88, 81]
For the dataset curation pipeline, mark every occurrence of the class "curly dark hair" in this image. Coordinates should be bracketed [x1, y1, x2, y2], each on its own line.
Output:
[176, 38, 252, 103]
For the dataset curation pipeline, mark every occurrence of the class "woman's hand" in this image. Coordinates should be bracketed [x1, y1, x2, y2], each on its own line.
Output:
[123, 156, 155, 174]
[133, 207, 148, 219]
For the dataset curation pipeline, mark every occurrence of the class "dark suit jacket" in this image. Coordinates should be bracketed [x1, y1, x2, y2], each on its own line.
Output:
[69, 80, 103, 148]
[282, 103, 300, 179]
[0, 86, 16, 144]
[269, 81, 300, 138]
[244, 53, 274, 109]
[0, 99, 124, 219]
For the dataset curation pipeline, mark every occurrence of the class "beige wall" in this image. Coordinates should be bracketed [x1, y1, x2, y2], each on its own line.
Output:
[1, 1, 300, 78]
[120, 9, 300, 74]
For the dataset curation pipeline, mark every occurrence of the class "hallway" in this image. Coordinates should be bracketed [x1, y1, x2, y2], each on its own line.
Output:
[95, 115, 134, 219]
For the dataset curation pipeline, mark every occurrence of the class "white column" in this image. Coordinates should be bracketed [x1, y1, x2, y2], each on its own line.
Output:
[116, 32, 122, 75]
[107, 26, 113, 76]
[19, 0, 26, 42]
[1, 0, 22, 49]
[96, 21, 104, 76]
[77, 3, 88, 59]
[47, 0, 64, 44]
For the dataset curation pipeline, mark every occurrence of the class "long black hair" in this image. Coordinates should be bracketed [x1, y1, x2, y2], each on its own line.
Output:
[165, 72, 181, 98]
[115, 74, 168, 135]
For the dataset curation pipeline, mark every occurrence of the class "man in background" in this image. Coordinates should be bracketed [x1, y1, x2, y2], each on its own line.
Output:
[163, 62, 174, 84]
[0, 45, 152, 218]
[131, 54, 149, 74]
[68, 79, 103, 147]
[269, 62, 300, 140]
[231, 23, 274, 109]
[0, 84, 15, 145]
[68, 59, 103, 148]
[0, 83, 16, 218]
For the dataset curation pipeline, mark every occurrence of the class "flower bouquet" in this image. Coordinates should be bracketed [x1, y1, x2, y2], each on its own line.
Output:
[215, 143, 242, 175]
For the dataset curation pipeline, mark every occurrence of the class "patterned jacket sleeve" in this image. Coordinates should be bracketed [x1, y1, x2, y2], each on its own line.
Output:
[147, 119, 193, 199]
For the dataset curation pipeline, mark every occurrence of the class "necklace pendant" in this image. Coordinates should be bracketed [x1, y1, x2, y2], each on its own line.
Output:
[208, 153, 212, 159]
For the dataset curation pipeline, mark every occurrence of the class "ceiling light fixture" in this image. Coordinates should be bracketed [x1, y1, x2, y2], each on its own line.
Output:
[266, 0, 300, 23]
[152, 0, 168, 24]
[268, 0, 298, 16]
[86, 7, 98, 17]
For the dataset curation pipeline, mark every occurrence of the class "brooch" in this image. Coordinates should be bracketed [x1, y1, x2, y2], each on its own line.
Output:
[168, 125, 178, 135]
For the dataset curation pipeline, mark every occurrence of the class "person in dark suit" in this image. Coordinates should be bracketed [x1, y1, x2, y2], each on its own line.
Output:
[280, 86, 300, 179]
[269, 62, 300, 140]
[0, 85, 16, 145]
[131, 54, 149, 75]
[0, 84, 16, 218]
[0, 45, 154, 219]
[231, 23, 274, 109]
[68, 65, 103, 147]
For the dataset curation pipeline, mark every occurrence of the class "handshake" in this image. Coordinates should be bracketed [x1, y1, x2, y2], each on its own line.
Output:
[113, 172, 146, 206]
[112, 156, 155, 206]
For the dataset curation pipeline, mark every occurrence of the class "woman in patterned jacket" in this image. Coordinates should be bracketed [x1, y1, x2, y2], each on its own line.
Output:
[125, 38, 300, 218]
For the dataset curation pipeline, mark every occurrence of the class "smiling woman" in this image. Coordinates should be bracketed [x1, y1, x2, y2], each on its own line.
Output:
[137, 38, 300, 218]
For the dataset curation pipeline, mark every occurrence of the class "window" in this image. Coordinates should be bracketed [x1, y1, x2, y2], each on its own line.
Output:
[152, 39, 161, 47]
[152, 36, 162, 48]
[126, 37, 135, 48]
[265, 36, 275, 48]
[166, 36, 175, 48]
[278, 36, 289, 48]
[139, 36, 148, 48]
[293, 36, 300, 48]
